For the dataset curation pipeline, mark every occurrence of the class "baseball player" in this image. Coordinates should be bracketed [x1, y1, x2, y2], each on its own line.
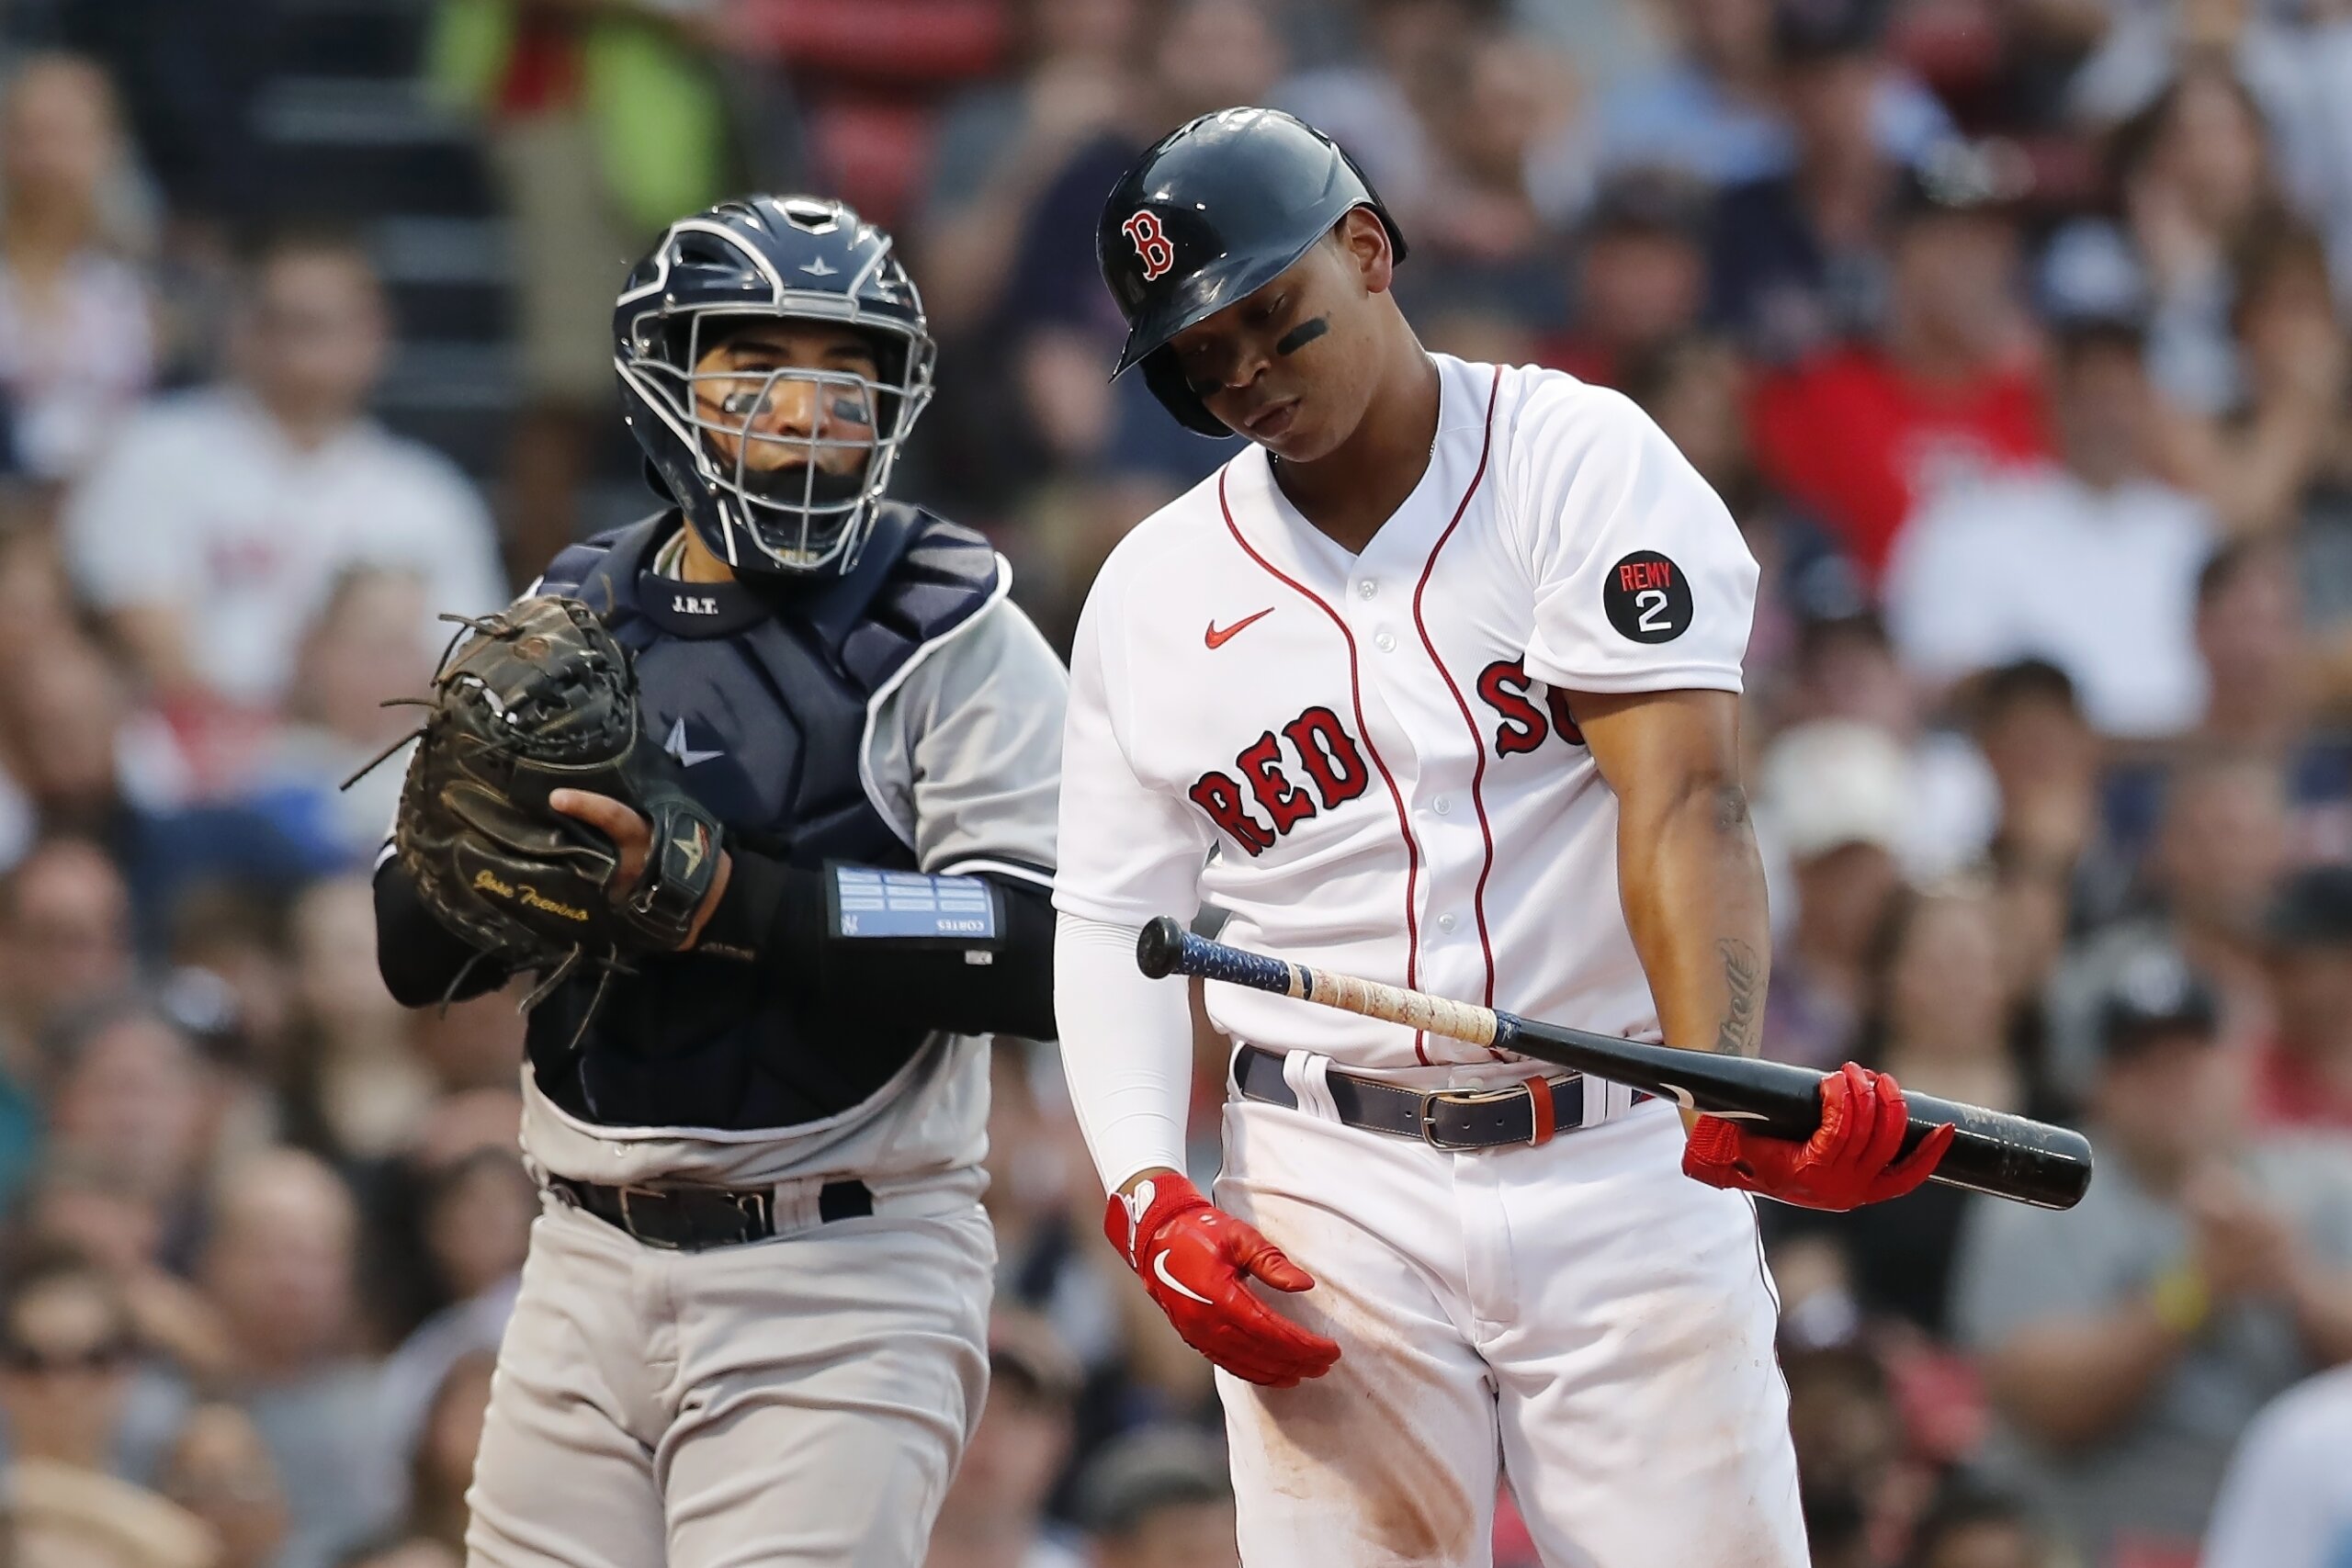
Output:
[370, 196, 1067, 1567]
[1054, 109, 1954, 1566]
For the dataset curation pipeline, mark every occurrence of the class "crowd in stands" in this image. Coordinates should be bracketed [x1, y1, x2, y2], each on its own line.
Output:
[0, 0, 2342, 1563]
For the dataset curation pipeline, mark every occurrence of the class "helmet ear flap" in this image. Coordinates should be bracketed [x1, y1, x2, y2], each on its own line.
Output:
[1140, 347, 1232, 438]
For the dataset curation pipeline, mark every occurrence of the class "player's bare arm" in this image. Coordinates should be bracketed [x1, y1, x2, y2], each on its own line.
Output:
[1574, 686, 1768, 1067]
[1584, 682, 1955, 1209]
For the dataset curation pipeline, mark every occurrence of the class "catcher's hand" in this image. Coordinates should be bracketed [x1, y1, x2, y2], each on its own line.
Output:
[548, 788, 732, 948]
[382, 595, 730, 998]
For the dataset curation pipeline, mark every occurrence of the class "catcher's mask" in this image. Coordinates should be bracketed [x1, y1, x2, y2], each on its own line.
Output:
[615, 195, 936, 578]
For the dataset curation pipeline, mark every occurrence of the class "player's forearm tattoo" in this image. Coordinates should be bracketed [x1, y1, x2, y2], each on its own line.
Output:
[1714, 938, 1762, 1057]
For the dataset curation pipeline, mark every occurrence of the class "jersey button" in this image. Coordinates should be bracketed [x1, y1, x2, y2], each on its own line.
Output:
[1438, 912, 1458, 933]
[1432, 795, 1452, 816]
[1357, 580, 1377, 600]
[1374, 631, 1396, 653]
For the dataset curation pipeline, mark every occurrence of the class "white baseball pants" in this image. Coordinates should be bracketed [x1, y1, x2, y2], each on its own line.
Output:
[464, 1193, 993, 1568]
[1212, 1091, 1807, 1568]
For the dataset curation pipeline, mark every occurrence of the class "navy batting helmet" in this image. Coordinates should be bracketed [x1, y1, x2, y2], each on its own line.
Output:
[614, 196, 935, 577]
[1098, 107, 1408, 436]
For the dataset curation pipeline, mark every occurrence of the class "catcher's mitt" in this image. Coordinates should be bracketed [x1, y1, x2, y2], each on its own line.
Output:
[370, 595, 725, 1003]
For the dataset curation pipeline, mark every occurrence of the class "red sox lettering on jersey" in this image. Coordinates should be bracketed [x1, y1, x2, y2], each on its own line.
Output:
[1057, 355, 1756, 1068]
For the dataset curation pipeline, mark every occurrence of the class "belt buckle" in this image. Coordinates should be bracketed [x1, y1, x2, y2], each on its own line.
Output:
[1418, 1089, 1496, 1152]
[730, 1188, 773, 1243]
[615, 1185, 684, 1250]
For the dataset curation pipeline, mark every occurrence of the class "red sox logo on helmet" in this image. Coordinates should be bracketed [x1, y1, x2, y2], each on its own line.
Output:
[1122, 210, 1176, 281]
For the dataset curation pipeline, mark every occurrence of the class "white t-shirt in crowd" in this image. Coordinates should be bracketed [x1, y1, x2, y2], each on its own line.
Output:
[2203, 1361, 2352, 1568]
[62, 387, 506, 707]
[0, 251, 154, 479]
[1883, 465, 2214, 738]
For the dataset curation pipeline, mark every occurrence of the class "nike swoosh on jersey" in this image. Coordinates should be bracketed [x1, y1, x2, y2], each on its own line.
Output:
[1152, 1250, 1216, 1305]
[1204, 607, 1275, 649]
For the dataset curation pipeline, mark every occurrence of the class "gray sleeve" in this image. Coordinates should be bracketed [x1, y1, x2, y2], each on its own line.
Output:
[1950, 1197, 2111, 1351]
[864, 588, 1067, 888]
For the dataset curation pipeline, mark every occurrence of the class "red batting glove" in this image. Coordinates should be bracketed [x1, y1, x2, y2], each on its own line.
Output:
[1681, 1062, 1957, 1212]
[1104, 1172, 1341, 1387]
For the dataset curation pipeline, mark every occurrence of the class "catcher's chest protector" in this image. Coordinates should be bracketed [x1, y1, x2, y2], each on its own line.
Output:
[538, 502, 993, 871]
[523, 502, 1000, 1126]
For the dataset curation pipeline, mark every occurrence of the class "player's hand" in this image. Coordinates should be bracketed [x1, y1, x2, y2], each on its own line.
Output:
[1680, 1062, 1955, 1212]
[548, 789, 732, 949]
[1104, 1170, 1340, 1387]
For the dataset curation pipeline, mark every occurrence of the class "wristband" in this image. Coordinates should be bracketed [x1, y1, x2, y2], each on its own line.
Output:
[2149, 1260, 2211, 1337]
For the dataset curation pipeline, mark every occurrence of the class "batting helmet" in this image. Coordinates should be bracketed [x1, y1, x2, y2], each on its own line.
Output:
[1098, 107, 1408, 436]
[614, 196, 935, 578]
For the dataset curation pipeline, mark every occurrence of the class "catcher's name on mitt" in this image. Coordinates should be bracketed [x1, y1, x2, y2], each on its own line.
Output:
[469, 868, 594, 924]
[356, 594, 733, 1010]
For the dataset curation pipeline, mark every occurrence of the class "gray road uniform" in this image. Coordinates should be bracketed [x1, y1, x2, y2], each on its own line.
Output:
[374, 505, 1066, 1568]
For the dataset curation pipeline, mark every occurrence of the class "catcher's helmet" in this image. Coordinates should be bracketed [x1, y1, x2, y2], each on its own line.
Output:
[1098, 107, 1408, 436]
[614, 196, 935, 577]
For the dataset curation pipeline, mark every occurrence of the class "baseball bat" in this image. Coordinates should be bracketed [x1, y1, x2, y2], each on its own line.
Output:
[1136, 917, 2092, 1211]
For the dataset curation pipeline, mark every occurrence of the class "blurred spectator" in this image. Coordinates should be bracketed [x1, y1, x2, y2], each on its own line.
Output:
[8, 1456, 215, 1568]
[401, 1349, 492, 1553]
[0, 1249, 185, 1487]
[1884, 315, 2215, 738]
[1899, 1484, 2059, 1568]
[59, 231, 503, 726]
[1631, 336, 1823, 652]
[279, 875, 435, 1164]
[1597, 0, 1951, 188]
[1274, 0, 1476, 241]
[1747, 141, 2049, 577]
[1709, 0, 1907, 364]
[1756, 720, 1911, 1066]
[1780, 1340, 1916, 1568]
[1775, 882, 2034, 1335]
[424, 0, 729, 573]
[199, 1150, 400, 1568]
[1952, 943, 2352, 1566]
[1536, 173, 1713, 388]
[158, 1404, 289, 1568]
[246, 568, 437, 868]
[1072, 1426, 1238, 1568]
[923, 1310, 1084, 1568]
[973, 0, 1283, 497]
[16, 1155, 234, 1393]
[1969, 660, 2113, 919]
[41, 997, 210, 1229]
[1774, 611, 2001, 876]
[374, 1150, 527, 1472]
[1399, 22, 1584, 340]
[2200, 1360, 2352, 1568]
[2041, 62, 2286, 415]
[334, 1538, 460, 1568]
[0, 53, 155, 486]
[922, 0, 1150, 339]
[2170, 219, 2346, 536]
[0, 838, 132, 1206]
[2046, 753, 2291, 1098]
[2252, 865, 2352, 1133]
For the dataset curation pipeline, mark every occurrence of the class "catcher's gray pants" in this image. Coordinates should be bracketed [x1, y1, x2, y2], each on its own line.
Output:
[464, 1189, 993, 1568]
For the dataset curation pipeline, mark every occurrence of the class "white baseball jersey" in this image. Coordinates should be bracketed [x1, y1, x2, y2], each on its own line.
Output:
[1057, 354, 1758, 1079]
[1052, 355, 1804, 1568]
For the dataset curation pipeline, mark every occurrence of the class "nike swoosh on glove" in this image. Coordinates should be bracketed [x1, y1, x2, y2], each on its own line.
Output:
[1104, 1172, 1341, 1387]
[1681, 1061, 1956, 1212]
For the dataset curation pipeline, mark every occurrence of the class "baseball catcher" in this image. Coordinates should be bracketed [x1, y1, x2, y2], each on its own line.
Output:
[369, 196, 1065, 1568]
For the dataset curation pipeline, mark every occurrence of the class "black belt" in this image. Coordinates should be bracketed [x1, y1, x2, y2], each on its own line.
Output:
[548, 1176, 873, 1251]
[1237, 1044, 1640, 1149]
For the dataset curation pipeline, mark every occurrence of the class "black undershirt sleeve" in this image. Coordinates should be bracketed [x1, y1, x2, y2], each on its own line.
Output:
[376, 848, 1057, 1042]
[695, 849, 1057, 1041]
[372, 858, 514, 1009]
